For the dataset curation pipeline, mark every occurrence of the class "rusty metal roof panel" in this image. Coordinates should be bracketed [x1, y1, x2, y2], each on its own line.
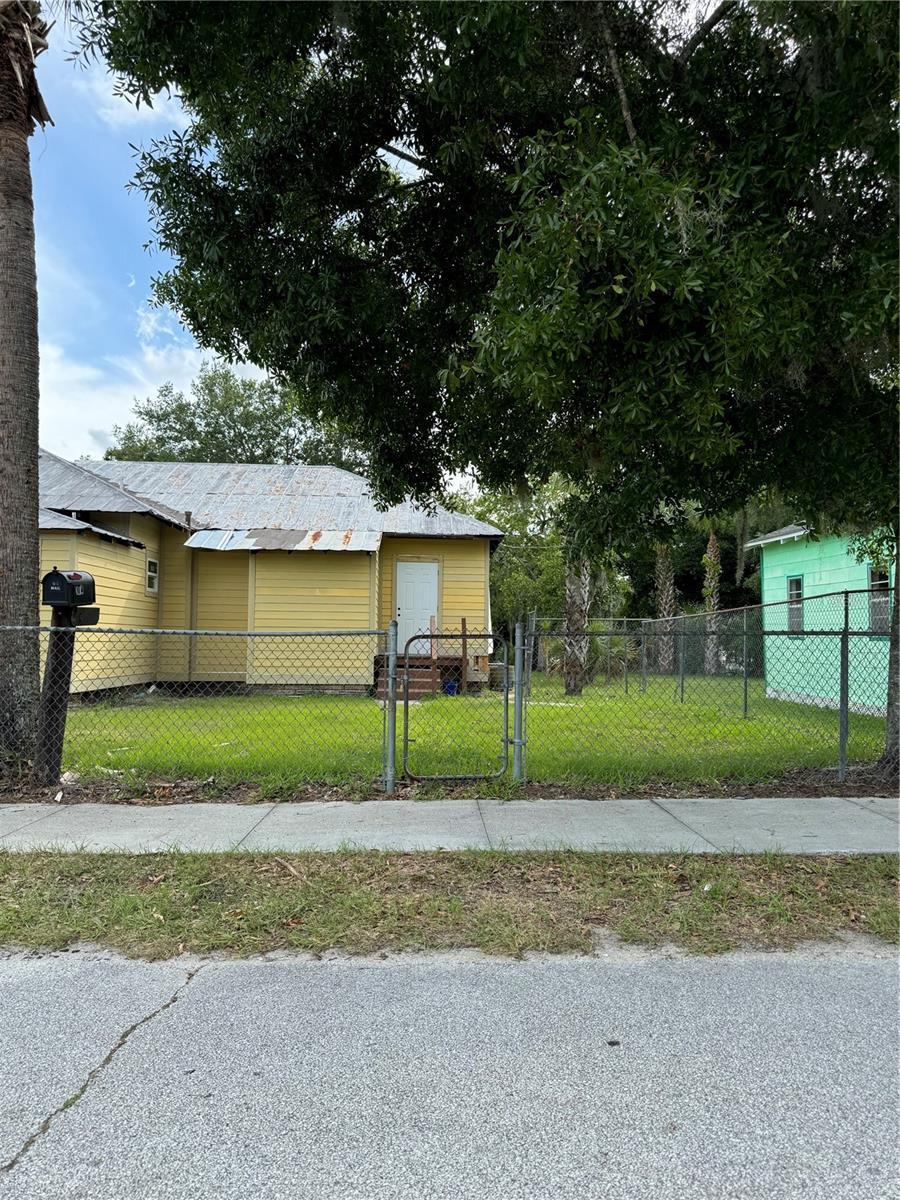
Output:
[89, 460, 502, 538]
[184, 528, 382, 553]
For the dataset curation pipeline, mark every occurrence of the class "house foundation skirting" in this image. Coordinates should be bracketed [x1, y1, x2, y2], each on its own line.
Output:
[765, 687, 887, 718]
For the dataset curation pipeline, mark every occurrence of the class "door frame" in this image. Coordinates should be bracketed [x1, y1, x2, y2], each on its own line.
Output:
[394, 555, 442, 641]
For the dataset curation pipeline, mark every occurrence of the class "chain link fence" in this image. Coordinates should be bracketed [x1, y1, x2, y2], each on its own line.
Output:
[523, 589, 892, 788]
[13, 628, 388, 792]
[0, 587, 893, 794]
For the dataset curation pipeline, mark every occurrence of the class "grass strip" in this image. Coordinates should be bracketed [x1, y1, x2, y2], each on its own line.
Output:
[0, 851, 895, 959]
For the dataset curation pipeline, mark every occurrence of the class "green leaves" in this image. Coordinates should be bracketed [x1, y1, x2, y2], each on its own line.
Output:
[74, 0, 898, 543]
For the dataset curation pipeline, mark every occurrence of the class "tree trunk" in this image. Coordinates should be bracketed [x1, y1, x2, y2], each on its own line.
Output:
[879, 543, 899, 774]
[702, 530, 721, 675]
[734, 507, 748, 585]
[563, 557, 592, 696]
[0, 20, 41, 769]
[654, 544, 676, 674]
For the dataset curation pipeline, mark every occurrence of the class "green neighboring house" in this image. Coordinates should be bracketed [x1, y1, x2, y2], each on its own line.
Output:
[744, 526, 893, 715]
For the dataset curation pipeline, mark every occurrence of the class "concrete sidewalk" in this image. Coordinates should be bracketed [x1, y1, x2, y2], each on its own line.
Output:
[0, 795, 896, 854]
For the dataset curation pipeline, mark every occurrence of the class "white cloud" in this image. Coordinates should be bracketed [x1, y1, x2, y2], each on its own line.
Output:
[71, 64, 189, 132]
[40, 297, 267, 461]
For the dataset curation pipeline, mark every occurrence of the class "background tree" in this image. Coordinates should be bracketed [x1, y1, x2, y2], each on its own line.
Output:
[453, 483, 566, 640]
[0, 0, 52, 768]
[104, 362, 368, 472]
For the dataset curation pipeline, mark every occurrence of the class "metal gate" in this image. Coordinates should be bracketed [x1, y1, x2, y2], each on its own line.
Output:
[401, 631, 511, 781]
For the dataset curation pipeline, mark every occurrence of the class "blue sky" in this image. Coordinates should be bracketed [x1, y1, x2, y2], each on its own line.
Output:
[32, 40, 242, 461]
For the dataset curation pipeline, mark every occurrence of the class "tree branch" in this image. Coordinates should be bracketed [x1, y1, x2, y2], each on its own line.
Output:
[676, 0, 737, 66]
[598, 6, 637, 146]
[380, 143, 427, 170]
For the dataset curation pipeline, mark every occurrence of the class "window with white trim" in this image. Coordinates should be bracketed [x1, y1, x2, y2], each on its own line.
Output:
[146, 556, 160, 595]
[787, 577, 803, 633]
[868, 566, 891, 635]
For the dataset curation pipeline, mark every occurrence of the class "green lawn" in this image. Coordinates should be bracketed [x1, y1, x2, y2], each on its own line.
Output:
[61, 671, 887, 793]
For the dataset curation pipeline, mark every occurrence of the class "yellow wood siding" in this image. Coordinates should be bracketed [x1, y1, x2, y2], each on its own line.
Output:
[39, 534, 76, 584]
[379, 537, 489, 630]
[191, 551, 250, 680]
[65, 522, 161, 691]
[157, 525, 193, 680]
[250, 551, 376, 685]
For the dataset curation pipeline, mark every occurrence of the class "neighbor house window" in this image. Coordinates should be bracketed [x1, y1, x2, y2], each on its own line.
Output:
[787, 577, 803, 633]
[869, 566, 891, 635]
[146, 556, 159, 595]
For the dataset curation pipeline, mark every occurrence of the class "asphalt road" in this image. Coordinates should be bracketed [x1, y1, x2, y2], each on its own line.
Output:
[0, 943, 896, 1199]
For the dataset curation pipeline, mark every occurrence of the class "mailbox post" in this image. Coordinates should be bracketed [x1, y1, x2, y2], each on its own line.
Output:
[35, 569, 99, 785]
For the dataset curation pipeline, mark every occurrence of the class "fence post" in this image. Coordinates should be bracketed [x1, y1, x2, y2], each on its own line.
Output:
[383, 620, 398, 794]
[838, 592, 849, 781]
[742, 608, 749, 719]
[429, 614, 438, 695]
[678, 620, 685, 703]
[512, 621, 525, 782]
[623, 626, 629, 694]
[35, 611, 76, 785]
[460, 616, 468, 695]
[640, 621, 647, 694]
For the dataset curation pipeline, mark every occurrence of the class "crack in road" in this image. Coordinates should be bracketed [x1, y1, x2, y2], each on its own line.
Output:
[0, 966, 203, 1179]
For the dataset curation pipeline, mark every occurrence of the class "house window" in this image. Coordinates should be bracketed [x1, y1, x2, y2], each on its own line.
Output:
[787, 577, 803, 633]
[869, 566, 891, 635]
[146, 556, 160, 595]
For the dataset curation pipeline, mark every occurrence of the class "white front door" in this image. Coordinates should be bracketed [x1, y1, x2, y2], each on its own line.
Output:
[396, 561, 439, 654]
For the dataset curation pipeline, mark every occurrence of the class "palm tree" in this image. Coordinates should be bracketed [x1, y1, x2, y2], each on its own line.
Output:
[654, 543, 676, 674]
[0, 0, 52, 767]
[702, 530, 721, 675]
[563, 556, 593, 697]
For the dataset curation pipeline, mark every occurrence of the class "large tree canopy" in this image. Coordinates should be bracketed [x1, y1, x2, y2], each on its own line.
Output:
[78, 1, 897, 547]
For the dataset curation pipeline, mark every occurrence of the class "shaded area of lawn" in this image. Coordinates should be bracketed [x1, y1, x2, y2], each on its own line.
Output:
[61, 672, 887, 793]
[0, 850, 894, 958]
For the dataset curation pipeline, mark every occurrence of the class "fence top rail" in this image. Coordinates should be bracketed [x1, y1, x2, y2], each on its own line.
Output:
[0, 626, 388, 638]
[531, 628, 889, 639]
[535, 585, 894, 629]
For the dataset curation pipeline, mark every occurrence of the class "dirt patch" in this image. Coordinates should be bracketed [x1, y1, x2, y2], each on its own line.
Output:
[0, 762, 895, 806]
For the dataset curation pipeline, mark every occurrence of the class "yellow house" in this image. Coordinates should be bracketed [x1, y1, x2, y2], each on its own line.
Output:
[38, 451, 502, 692]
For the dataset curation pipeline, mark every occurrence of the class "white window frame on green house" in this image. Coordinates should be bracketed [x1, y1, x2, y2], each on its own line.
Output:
[786, 576, 803, 633]
[868, 565, 891, 635]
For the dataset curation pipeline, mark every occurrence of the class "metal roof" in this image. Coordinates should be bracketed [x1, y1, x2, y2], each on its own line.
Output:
[184, 528, 382, 553]
[88, 460, 502, 539]
[744, 524, 808, 550]
[39, 449, 188, 527]
[38, 508, 145, 548]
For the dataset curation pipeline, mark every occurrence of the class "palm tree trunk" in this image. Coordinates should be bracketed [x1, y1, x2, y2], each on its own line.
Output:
[0, 12, 43, 767]
[702, 531, 721, 676]
[655, 544, 676, 674]
[563, 557, 592, 696]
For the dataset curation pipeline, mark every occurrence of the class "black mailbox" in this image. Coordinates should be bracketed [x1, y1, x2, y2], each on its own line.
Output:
[41, 567, 96, 608]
